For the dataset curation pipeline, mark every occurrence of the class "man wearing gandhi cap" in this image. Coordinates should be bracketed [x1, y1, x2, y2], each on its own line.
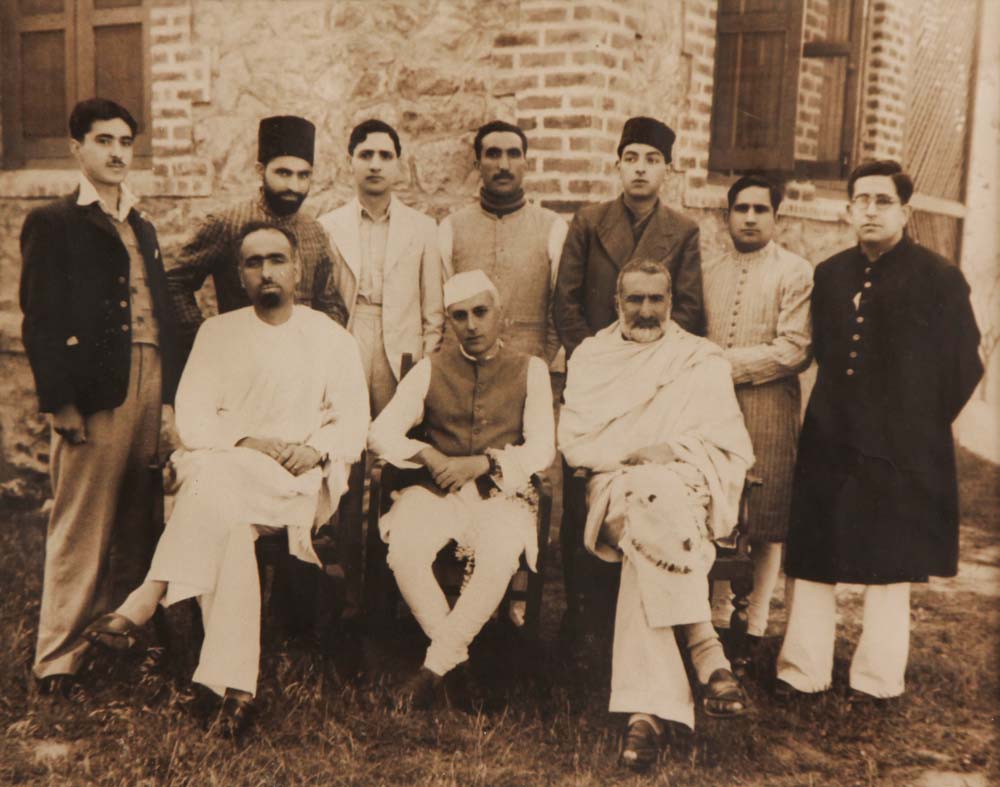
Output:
[166, 114, 348, 362]
[369, 270, 555, 708]
[553, 115, 706, 643]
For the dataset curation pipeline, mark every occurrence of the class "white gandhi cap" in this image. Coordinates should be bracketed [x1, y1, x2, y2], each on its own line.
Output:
[443, 269, 501, 308]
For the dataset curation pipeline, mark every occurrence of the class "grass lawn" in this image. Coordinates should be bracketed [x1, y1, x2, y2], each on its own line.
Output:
[0, 448, 996, 786]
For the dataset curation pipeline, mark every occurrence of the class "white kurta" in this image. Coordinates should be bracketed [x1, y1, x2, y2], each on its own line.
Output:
[148, 305, 369, 695]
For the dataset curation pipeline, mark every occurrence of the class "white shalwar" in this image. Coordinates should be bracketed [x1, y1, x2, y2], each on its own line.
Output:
[148, 306, 369, 696]
[368, 355, 555, 676]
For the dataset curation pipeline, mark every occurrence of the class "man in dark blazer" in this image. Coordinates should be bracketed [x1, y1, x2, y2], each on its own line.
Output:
[20, 98, 181, 696]
[554, 115, 705, 359]
[777, 160, 982, 703]
[553, 116, 706, 641]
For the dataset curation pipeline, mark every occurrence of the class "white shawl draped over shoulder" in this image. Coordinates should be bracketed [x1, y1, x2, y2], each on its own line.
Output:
[559, 321, 754, 560]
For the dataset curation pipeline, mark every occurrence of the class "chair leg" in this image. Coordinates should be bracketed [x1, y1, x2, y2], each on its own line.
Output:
[728, 574, 753, 677]
[525, 570, 543, 641]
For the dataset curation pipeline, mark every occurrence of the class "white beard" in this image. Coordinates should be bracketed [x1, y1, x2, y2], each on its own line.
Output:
[621, 321, 666, 343]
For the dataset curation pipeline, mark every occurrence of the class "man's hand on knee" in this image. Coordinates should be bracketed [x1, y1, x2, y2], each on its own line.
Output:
[276, 443, 323, 476]
[237, 436, 288, 461]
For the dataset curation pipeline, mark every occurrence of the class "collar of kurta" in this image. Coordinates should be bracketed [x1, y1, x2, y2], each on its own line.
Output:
[458, 339, 504, 364]
[76, 173, 137, 222]
[726, 240, 777, 264]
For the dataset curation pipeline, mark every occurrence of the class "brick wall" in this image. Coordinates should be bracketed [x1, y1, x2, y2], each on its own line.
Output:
[857, 0, 910, 161]
[795, 0, 829, 161]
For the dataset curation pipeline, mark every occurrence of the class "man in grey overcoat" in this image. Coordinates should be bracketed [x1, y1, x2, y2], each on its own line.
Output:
[777, 160, 982, 702]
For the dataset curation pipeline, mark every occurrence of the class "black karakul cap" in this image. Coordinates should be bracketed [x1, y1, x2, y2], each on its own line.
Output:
[257, 115, 315, 165]
[617, 116, 676, 162]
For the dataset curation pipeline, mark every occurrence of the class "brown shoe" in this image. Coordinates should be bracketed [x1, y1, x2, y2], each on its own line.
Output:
[703, 668, 751, 718]
[217, 689, 255, 740]
[396, 667, 445, 711]
[619, 718, 662, 772]
[80, 613, 140, 652]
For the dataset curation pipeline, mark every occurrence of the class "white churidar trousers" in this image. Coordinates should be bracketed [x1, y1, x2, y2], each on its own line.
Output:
[382, 483, 534, 676]
[610, 557, 731, 730]
[776, 578, 910, 697]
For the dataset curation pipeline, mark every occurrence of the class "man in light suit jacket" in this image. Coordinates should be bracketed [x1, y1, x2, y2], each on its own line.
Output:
[553, 116, 706, 643]
[319, 119, 444, 415]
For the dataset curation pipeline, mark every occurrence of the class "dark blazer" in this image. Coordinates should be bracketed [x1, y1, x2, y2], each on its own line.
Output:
[786, 237, 983, 584]
[554, 195, 705, 357]
[19, 192, 182, 416]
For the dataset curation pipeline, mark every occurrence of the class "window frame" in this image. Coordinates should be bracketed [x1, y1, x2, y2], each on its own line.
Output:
[708, 0, 867, 180]
[1, 0, 152, 170]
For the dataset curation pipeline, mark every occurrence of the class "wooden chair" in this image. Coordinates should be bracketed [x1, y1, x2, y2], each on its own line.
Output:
[564, 467, 762, 673]
[362, 352, 553, 641]
[255, 455, 368, 640]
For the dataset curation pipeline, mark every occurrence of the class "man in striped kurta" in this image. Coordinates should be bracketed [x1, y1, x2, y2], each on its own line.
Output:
[703, 175, 813, 641]
[166, 116, 348, 361]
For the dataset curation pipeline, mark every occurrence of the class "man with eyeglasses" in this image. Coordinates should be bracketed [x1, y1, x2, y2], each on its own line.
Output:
[776, 160, 982, 705]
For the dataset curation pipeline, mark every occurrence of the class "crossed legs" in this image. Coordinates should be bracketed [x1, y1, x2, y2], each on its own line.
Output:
[384, 486, 529, 676]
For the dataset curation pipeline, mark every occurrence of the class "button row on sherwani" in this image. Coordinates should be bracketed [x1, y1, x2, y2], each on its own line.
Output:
[847, 266, 874, 377]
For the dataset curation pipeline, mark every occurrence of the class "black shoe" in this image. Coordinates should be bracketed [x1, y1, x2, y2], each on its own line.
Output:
[846, 688, 897, 708]
[217, 689, 256, 740]
[396, 667, 445, 711]
[36, 674, 86, 701]
[773, 678, 817, 702]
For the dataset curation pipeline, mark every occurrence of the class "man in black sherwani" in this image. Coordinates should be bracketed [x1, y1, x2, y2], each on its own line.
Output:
[775, 160, 982, 703]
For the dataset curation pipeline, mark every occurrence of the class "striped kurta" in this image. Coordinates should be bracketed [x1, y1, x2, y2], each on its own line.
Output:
[703, 241, 814, 541]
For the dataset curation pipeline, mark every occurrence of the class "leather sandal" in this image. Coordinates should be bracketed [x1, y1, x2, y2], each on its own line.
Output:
[703, 668, 751, 718]
[80, 613, 140, 652]
[619, 718, 662, 772]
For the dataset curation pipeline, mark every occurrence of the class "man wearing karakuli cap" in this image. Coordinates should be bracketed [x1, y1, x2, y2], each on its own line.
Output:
[369, 270, 555, 708]
[166, 114, 348, 361]
[553, 116, 706, 641]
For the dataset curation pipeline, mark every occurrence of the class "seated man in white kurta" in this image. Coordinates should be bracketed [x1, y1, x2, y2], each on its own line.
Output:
[368, 270, 555, 709]
[81, 221, 368, 734]
[558, 258, 754, 772]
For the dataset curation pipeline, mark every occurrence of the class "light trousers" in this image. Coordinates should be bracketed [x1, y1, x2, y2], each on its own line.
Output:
[351, 302, 397, 416]
[34, 345, 161, 678]
[383, 485, 531, 676]
[611, 557, 731, 730]
[776, 578, 911, 697]
[711, 540, 786, 636]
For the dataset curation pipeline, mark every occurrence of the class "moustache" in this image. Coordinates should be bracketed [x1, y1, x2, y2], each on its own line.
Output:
[633, 317, 662, 328]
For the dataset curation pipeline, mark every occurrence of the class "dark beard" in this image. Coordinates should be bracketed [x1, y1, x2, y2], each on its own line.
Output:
[258, 290, 283, 308]
[262, 186, 305, 217]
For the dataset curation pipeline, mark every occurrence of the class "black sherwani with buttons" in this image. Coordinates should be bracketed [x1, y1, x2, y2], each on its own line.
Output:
[785, 236, 982, 584]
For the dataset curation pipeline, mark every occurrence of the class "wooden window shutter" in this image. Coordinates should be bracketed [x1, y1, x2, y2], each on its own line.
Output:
[1, 1, 76, 166]
[709, 0, 806, 172]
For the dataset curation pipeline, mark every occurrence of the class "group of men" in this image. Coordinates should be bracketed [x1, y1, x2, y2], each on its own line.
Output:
[20, 97, 982, 766]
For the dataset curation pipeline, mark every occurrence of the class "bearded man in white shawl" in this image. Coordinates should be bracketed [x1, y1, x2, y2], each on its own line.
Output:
[80, 222, 369, 736]
[559, 257, 754, 772]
